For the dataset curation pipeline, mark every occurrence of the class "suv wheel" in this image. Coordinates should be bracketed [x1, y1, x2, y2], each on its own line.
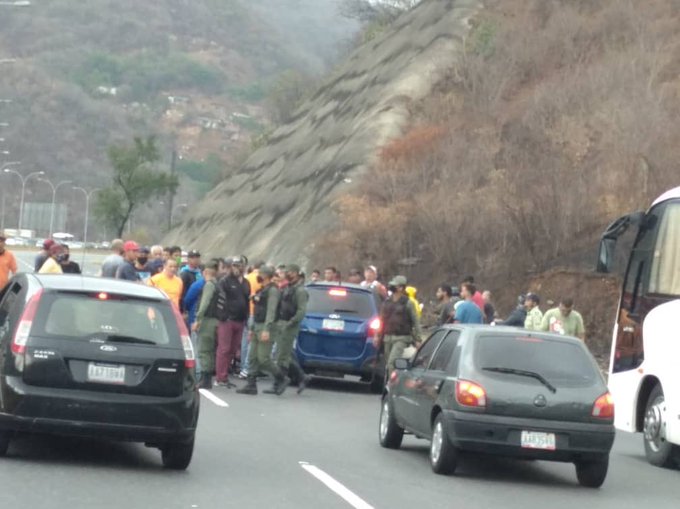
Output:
[161, 438, 195, 470]
[430, 414, 458, 475]
[575, 456, 609, 488]
[0, 431, 10, 457]
[643, 384, 680, 468]
[379, 397, 403, 449]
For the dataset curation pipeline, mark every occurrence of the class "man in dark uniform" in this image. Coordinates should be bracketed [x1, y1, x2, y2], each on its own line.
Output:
[236, 265, 289, 396]
[374, 275, 421, 375]
[269, 264, 310, 394]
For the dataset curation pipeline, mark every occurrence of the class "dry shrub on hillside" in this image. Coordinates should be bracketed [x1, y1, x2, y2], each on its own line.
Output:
[315, 0, 680, 290]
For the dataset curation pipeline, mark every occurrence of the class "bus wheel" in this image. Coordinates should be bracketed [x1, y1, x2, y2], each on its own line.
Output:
[643, 384, 680, 468]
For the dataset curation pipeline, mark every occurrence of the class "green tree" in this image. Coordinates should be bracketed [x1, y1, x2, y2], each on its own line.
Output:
[94, 136, 178, 237]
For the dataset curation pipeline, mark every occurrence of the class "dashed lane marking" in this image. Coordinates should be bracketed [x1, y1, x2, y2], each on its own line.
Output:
[299, 462, 374, 509]
[199, 389, 230, 408]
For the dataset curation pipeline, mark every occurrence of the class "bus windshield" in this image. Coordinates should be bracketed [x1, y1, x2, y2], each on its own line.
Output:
[649, 202, 680, 296]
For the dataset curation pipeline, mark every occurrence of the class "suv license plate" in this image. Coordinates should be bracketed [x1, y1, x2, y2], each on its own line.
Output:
[87, 363, 126, 384]
[322, 319, 345, 331]
[521, 431, 556, 450]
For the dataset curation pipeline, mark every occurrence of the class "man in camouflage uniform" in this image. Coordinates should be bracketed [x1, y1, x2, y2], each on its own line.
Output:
[192, 261, 220, 389]
[269, 264, 311, 395]
[375, 275, 422, 375]
[236, 265, 289, 396]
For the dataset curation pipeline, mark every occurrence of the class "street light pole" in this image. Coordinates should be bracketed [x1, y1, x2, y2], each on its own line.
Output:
[72, 186, 100, 267]
[39, 178, 72, 237]
[3, 168, 44, 231]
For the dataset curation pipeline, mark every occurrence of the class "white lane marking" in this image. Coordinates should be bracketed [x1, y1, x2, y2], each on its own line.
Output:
[199, 389, 229, 408]
[299, 462, 374, 509]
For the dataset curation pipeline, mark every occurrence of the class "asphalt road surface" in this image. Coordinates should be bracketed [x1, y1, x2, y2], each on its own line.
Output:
[0, 376, 677, 509]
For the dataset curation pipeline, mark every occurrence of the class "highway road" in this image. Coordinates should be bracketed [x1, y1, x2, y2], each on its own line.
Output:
[0, 376, 677, 509]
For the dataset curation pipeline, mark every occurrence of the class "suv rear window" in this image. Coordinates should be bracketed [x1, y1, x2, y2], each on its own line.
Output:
[306, 287, 376, 318]
[33, 292, 178, 346]
[474, 334, 599, 386]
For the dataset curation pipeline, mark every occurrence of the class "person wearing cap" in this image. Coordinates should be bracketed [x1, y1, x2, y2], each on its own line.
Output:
[497, 294, 528, 327]
[179, 250, 202, 314]
[236, 265, 288, 396]
[214, 256, 250, 388]
[192, 261, 221, 389]
[134, 246, 152, 282]
[115, 241, 141, 282]
[271, 264, 311, 394]
[0, 232, 18, 290]
[361, 265, 387, 300]
[34, 238, 56, 273]
[38, 244, 65, 274]
[524, 293, 543, 331]
[100, 239, 125, 278]
[148, 257, 183, 308]
[375, 275, 422, 375]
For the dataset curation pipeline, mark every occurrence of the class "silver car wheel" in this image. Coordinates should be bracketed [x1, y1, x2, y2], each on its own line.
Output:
[380, 400, 390, 440]
[431, 421, 443, 464]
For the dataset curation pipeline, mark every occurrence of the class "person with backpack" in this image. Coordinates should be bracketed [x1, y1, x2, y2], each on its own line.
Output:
[270, 264, 311, 394]
[236, 265, 289, 396]
[374, 275, 422, 375]
[214, 256, 250, 388]
[192, 261, 220, 389]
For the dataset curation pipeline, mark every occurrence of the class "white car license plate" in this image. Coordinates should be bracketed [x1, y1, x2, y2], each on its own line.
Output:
[521, 431, 556, 450]
[87, 363, 126, 384]
[322, 319, 345, 331]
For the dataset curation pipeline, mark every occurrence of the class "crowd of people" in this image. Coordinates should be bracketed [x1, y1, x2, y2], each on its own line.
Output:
[0, 232, 587, 393]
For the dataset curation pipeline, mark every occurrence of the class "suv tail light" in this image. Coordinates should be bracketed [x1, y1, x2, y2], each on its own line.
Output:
[172, 306, 196, 369]
[12, 289, 43, 356]
[367, 317, 382, 337]
[456, 380, 487, 408]
[592, 392, 614, 419]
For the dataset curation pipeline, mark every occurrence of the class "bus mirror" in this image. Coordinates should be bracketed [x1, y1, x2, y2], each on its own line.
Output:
[596, 238, 616, 273]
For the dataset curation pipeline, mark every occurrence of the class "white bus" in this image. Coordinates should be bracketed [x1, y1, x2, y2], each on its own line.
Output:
[597, 187, 680, 468]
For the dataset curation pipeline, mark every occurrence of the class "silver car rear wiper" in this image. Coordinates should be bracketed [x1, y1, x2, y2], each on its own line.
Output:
[482, 366, 557, 393]
[105, 335, 157, 346]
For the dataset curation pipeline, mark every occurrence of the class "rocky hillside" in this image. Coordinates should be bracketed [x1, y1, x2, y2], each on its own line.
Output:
[166, 0, 482, 261]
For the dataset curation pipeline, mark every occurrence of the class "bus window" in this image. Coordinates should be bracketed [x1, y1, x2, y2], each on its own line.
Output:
[649, 202, 680, 296]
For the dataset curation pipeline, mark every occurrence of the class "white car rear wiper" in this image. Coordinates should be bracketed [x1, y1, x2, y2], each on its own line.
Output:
[482, 366, 557, 393]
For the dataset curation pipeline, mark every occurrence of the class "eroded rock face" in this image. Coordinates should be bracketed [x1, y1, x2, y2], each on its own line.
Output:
[166, 0, 481, 263]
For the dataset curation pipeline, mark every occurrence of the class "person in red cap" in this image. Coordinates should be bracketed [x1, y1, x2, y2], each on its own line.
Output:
[34, 239, 56, 273]
[115, 240, 141, 281]
[0, 231, 18, 290]
[38, 244, 64, 274]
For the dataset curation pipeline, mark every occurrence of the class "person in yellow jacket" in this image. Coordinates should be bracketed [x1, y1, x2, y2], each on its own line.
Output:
[405, 285, 423, 319]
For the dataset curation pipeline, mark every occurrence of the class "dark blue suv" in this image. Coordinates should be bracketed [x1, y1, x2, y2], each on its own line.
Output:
[295, 283, 384, 392]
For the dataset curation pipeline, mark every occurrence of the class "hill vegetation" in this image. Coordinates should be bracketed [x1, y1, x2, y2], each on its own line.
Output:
[317, 0, 680, 285]
[0, 0, 357, 238]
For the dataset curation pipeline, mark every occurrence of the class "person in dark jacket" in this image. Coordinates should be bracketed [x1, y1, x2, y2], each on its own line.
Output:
[498, 294, 528, 327]
[270, 264, 310, 394]
[215, 256, 250, 387]
[59, 245, 81, 274]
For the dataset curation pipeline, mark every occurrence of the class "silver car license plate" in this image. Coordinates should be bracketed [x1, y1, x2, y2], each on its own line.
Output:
[87, 363, 126, 384]
[520, 431, 556, 450]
